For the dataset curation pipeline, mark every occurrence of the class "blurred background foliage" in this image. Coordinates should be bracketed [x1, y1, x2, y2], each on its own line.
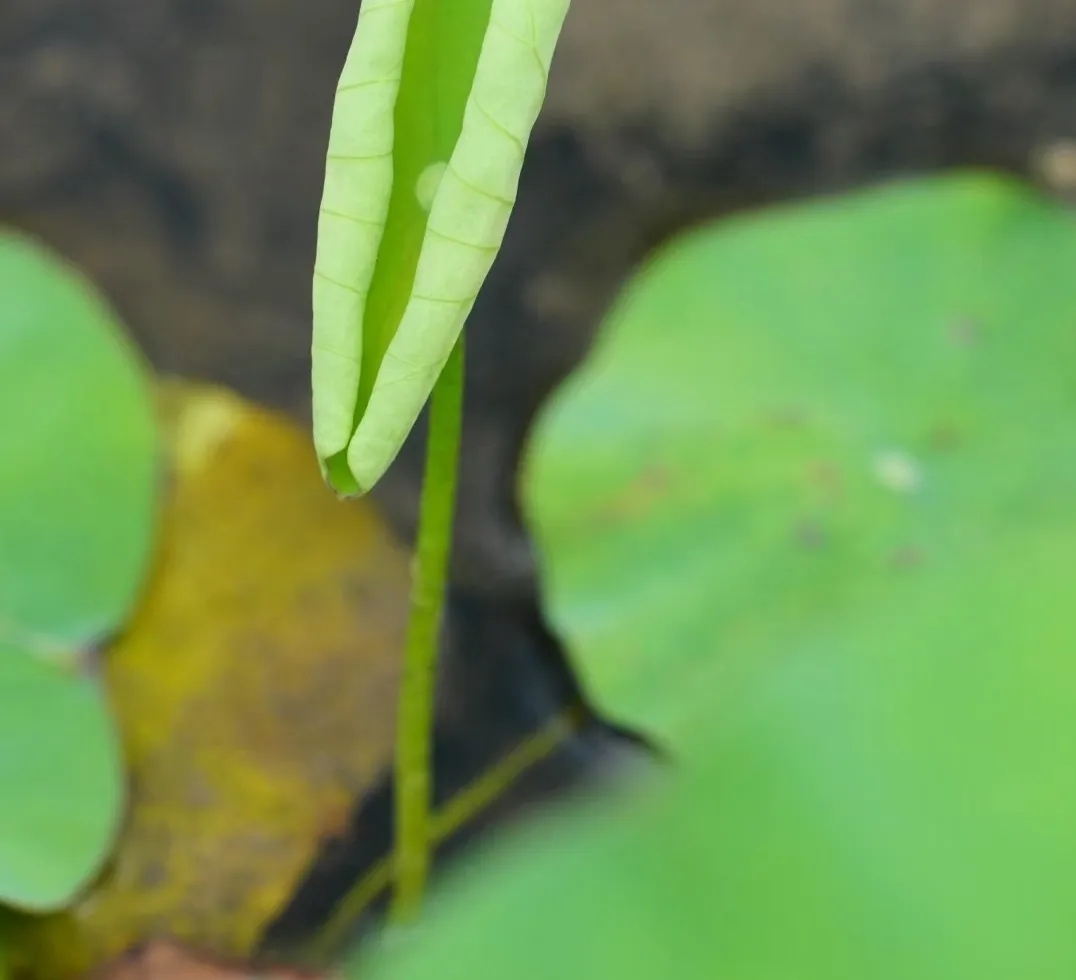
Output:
[5, 0, 1076, 977]
[363, 172, 1076, 979]
[0, 230, 414, 974]
[527, 173, 1076, 749]
[0, 231, 152, 915]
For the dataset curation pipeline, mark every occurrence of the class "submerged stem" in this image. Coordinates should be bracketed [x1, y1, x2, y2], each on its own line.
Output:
[390, 336, 464, 923]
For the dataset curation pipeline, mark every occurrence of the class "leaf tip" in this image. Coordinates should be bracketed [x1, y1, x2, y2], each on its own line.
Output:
[322, 451, 362, 498]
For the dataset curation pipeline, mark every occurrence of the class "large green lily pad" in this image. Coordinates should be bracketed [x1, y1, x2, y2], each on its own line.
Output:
[524, 172, 1076, 747]
[359, 525, 1076, 980]
[359, 172, 1076, 980]
[0, 230, 157, 909]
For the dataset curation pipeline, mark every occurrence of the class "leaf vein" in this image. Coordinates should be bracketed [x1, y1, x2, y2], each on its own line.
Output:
[425, 225, 498, 251]
[312, 341, 360, 363]
[412, 292, 479, 306]
[492, 17, 547, 80]
[471, 99, 526, 154]
[320, 207, 382, 228]
[315, 269, 367, 297]
[337, 76, 399, 93]
[327, 151, 392, 162]
[446, 163, 514, 208]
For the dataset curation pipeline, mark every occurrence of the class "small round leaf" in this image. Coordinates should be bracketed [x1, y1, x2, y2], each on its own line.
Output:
[0, 231, 157, 646]
[0, 647, 121, 911]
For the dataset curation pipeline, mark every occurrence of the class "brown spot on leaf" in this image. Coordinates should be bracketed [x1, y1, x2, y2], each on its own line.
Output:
[928, 421, 963, 452]
[794, 519, 827, 550]
[600, 464, 672, 523]
[890, 545, 926, 569]
[803, 459, 843, 500]
[947, 317, 982, 348]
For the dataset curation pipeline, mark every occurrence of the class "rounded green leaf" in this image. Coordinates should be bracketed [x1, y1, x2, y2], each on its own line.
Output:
[357, 527, 1076, 980]
[0, 229, 154, 908]
[524, 173, 1076, 747]
[0, 230, 157, 647]
[0, 646, 122, 912]
[312, 0, 570, 494]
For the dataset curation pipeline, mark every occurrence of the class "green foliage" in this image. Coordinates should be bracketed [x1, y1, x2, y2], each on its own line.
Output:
[0, 233, 158, 648]
[392, 339, 465, 921]
[0, 230, 157, 910]
[0, 651, 123, 913]
[311, 0, 573, 925]
[358, 529, 1076, 980]
[354, 173, 1076, 978]
[526, 173, 1076, 748]
[312, 0, 570, 494]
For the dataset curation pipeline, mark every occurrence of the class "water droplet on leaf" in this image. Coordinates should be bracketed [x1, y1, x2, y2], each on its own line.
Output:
[415, 162, 447, 212]
[872, 450, 922, 494]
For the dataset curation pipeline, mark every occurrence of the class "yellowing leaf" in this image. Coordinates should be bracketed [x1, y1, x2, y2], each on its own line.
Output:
[0, 229, 156, 911]
[13, 382, 411, 978]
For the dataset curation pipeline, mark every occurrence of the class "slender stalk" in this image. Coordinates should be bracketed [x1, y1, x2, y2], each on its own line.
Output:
[390, 335, 465, 923]
[304, 710, 579, 961]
